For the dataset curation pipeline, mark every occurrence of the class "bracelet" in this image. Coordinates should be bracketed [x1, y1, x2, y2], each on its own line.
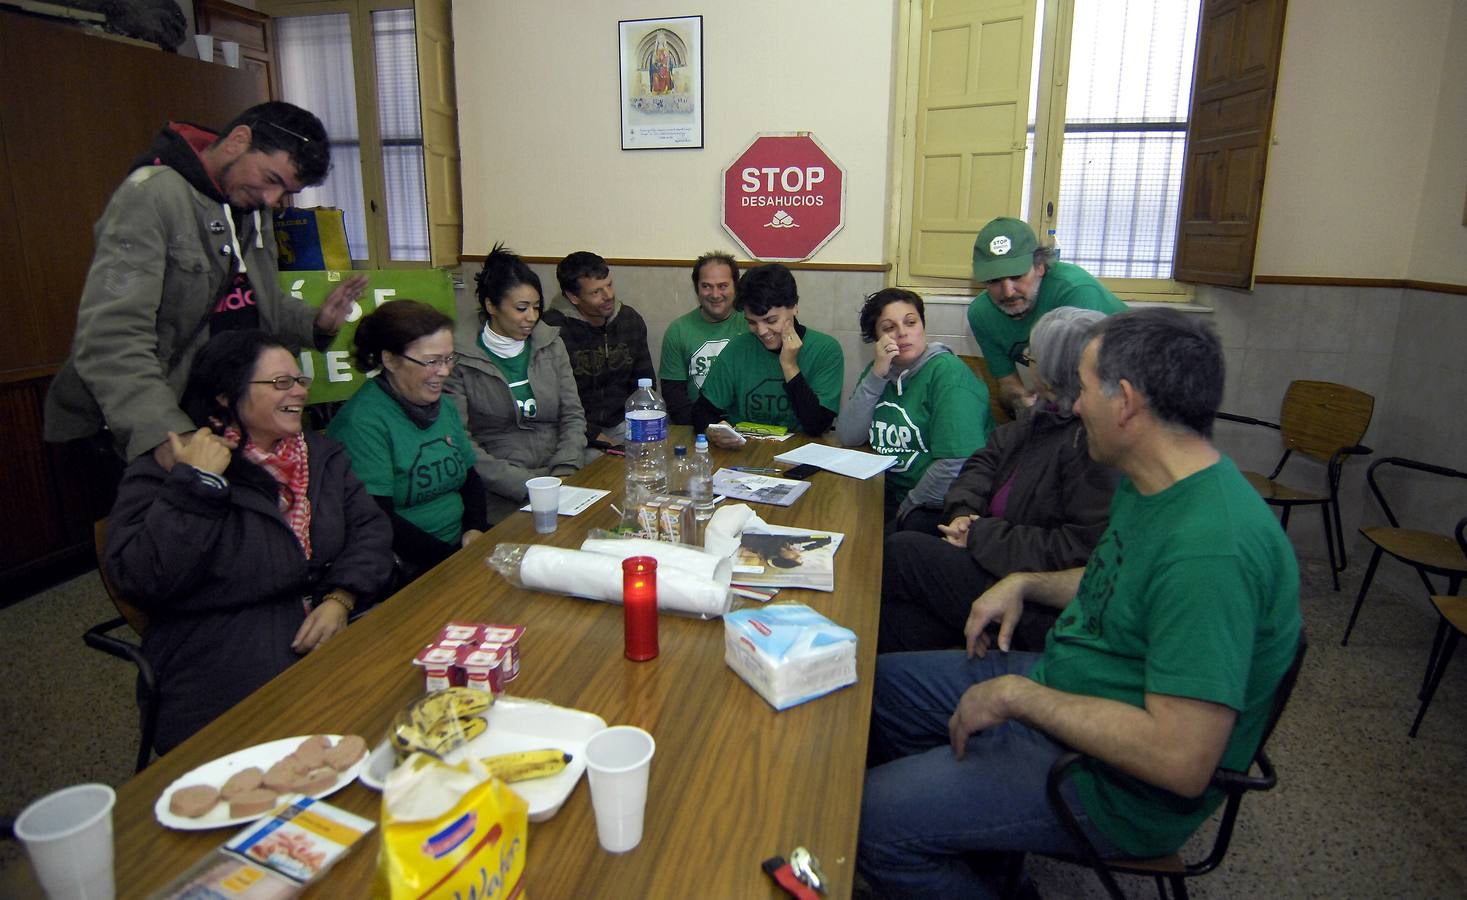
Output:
[322, 591, 356, 615]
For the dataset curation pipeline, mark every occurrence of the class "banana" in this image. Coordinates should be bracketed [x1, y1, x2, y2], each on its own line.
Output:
[391, 687, 496, 759]
[480, 749, 571, 783]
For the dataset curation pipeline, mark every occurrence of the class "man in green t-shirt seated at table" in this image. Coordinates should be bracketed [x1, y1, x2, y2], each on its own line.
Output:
[967, 216, 1127, 417]
[858, 309, 1302, 897]
[659, 251, 746, 425]
[693, 263, 844, 448]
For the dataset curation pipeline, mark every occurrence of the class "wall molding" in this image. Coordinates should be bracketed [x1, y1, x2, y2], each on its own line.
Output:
[1255, 275, 1467, 296]
[459, 255, 891, 273]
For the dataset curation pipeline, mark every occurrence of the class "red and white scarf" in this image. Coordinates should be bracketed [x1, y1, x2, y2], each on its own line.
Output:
[228, 427, 313, 559]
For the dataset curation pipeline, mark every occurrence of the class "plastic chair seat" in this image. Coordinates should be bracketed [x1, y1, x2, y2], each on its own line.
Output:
[1360, 526, 1467, 575]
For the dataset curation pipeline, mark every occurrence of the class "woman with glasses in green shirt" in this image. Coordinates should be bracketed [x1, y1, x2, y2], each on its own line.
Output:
[329, 300, 488, 582]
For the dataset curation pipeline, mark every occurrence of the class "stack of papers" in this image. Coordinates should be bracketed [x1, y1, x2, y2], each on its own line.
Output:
[774, 445, 898, 479]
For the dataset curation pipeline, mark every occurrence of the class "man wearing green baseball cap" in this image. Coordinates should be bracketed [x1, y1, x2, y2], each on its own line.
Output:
[967, 217, 1126, 415]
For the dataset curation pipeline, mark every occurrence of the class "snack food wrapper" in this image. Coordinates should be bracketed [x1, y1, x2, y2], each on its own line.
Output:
[374, 754, 527, 899]
[723, 604, 857, 710]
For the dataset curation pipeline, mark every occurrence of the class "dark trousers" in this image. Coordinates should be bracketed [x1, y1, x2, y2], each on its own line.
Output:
[878, 531, 1054, 654]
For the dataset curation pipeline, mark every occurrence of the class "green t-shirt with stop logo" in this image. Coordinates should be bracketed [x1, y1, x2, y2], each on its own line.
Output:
[699, 328, 844, 431]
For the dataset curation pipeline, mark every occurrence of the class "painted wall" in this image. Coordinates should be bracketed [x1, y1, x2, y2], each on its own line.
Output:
[454, 1, 896, 263]
[1407, 0, 1467, 284]
[1255, 0, 1457, 279]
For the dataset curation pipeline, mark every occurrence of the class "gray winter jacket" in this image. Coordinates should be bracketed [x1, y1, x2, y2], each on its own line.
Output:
[45, 129, 318, 459]
[445, 318, 587, 523]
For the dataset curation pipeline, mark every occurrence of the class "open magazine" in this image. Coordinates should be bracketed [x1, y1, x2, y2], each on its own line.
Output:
[712, 468, 811, 507]
[732, 525, 845, 591]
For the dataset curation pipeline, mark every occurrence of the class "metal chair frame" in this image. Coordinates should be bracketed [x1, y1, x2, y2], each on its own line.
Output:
[1341, 457, 1467, 646]
[1217, 380, 1374, 591]
[1006, 636, 1308, 900]
[1410, 516, 1467, 738]
[82, 519, 158, 773]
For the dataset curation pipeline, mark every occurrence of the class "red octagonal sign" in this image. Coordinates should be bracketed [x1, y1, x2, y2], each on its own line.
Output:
[722, 133, 846, 262]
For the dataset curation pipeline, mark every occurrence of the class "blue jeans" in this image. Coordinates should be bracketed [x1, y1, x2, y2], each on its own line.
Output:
[858, 651, 1118, 898]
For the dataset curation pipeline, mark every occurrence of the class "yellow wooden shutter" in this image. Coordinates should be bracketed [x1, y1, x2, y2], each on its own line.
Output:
[903, 0, 1037, 281]
[414, 0, 462, 267]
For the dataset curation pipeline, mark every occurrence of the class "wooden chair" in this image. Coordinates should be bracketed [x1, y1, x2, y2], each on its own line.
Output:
[1410, 517, 1467, 738]
[1216, 381, 1374, 590]
[82, 519, 158, 773]
[1341, 457, 1467, 647]
[958, 354, 1013, 427]
[1005, 635, 1308, 900]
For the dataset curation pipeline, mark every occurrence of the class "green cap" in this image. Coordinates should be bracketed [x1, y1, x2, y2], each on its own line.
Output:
[971, 217, 1039, 282]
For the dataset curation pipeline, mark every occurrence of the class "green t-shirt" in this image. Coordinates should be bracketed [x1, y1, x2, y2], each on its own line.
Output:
[327, 378, 478, 543]
[483, 342, 538, 420]
[859, 352, 990, 500]
[699, 328, 844, 431]
[966, 261, 1126, 378]
[658, 308, 747, 406]
[1030, 456, 1301, 857]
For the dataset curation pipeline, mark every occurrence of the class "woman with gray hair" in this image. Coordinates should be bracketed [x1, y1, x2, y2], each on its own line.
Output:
[878, 306, 1119, 654]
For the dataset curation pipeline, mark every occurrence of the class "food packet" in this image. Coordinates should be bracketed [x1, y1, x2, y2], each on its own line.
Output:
[373, 754, 528, 899]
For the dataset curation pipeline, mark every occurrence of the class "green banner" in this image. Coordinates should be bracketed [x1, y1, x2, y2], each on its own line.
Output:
[283, 269, 459, 404]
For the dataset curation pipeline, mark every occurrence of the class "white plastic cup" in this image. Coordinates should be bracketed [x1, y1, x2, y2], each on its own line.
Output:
[193, 34, 214, 63]
[526, 475, 561, 534]
[220, 40, 240, 68]
[13, 783, 117, 900]
[584, 725, 655, 853]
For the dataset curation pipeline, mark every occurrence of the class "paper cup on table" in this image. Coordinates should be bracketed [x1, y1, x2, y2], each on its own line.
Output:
[193, 34, 214, 62]
[584, 726, 655, 853]
[220, 40, 241, 68]
[526, 476, 562, 534]
[14, 783, 116, 900]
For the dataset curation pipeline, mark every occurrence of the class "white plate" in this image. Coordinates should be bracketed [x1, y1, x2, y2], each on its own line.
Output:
[360, 697, 606, 823]
[154, 735, 367, 831]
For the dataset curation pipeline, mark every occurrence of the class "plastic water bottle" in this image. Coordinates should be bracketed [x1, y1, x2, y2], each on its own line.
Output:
[689, 434, 716, 541]
[624, 378, 668, 506]
[669, 445, 690, 494]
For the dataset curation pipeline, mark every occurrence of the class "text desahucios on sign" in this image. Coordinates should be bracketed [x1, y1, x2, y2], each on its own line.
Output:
[722, 133, 846, 262]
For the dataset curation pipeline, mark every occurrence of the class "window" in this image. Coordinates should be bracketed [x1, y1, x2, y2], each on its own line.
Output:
[269, 1, 431, 265]
[897, 0, 1203, 294]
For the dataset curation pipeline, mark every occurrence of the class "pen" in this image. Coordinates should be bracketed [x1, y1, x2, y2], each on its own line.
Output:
[731, 466, 780, 473]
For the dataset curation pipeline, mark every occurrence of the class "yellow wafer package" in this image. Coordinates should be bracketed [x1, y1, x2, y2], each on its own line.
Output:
[373, 753, 527, 899]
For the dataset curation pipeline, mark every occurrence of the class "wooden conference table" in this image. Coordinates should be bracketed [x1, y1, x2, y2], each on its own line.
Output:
[110, 430, 885, 898]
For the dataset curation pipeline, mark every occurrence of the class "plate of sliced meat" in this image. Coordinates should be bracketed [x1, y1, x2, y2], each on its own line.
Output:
[154, 734, 368, 830]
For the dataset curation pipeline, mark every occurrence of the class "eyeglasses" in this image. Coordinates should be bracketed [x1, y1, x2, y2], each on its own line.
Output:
[250, 375, 313, 390]
[401, 353, 462, 370]
[1019, 349, 1036, 367]
[257, 118, 312, 144]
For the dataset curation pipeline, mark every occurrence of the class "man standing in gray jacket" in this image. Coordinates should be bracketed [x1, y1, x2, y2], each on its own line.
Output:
[45, 101, 368, 466]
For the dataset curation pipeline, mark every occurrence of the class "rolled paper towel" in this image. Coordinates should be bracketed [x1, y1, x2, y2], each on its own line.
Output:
[703, 504, 767, 558]
[511, 545, 732, 617]
[580, 537, 733, 587]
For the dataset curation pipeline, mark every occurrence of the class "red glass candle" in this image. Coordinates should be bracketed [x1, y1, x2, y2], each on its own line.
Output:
[621, 556, 659, 661]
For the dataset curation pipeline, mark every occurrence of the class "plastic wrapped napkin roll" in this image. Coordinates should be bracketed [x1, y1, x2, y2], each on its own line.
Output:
[487, 544, 732, 617]
[580, 537, 733, 587]
[702, 503, 767, 558]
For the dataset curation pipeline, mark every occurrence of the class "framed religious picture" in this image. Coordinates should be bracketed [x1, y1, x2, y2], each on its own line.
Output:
[619, 15, 703, 150]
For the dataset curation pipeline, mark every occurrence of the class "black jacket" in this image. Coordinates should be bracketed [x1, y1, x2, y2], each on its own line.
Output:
[105, 430, 393, 752]
[943, 405, 1118, 576]
[541, 294, 655, 441]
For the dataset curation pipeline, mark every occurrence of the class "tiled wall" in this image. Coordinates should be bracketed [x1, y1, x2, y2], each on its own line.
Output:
[458, 263, 1467, 597]
[1203, 282, 1467, 599]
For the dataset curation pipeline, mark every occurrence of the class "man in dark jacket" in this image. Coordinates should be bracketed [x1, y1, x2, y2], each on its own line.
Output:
[45, 102, 369, 465]
[542, 251, 655, 458]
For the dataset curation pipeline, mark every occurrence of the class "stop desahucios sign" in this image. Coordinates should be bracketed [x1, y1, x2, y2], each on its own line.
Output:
[722, 133, 846, 262]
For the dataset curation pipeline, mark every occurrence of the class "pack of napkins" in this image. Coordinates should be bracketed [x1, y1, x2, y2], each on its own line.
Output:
[723, 604, 856, 710]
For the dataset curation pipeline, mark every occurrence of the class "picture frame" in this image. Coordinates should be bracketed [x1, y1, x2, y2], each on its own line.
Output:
[619, 15, 703, 150]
